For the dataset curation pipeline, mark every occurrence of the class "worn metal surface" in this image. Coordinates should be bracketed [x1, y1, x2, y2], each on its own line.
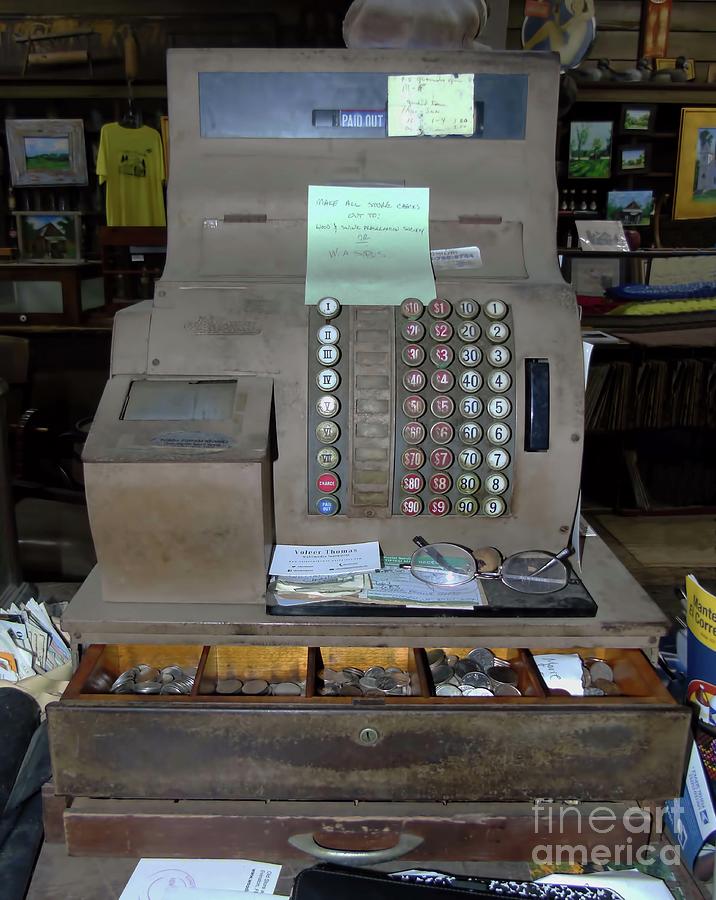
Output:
[48, 701, 690, 802]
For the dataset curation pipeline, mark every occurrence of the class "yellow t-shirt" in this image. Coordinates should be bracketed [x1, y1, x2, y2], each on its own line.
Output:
[96, 123, 166, 226]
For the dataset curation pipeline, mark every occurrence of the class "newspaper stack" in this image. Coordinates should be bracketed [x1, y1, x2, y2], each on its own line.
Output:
[0, 597, 71, 683]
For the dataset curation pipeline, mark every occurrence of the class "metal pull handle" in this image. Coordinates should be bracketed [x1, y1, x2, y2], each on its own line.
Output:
[288, 831, 423, 866]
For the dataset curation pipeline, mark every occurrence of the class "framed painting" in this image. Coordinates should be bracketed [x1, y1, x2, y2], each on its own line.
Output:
[620, 105, 655, 134]
[6, 119, 88, 186]
[674, 108, 716, 220]
[617, 144, 651, 174]
[15, 212, 83, 263]
[606, 190, 655, 226]
[568, 121, 613, 179]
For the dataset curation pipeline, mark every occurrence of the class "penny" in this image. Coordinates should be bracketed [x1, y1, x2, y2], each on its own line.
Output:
[242, 679, 270, 695]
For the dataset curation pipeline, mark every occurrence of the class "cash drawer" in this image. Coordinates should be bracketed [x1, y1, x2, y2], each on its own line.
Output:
[48, 643, 691, 803]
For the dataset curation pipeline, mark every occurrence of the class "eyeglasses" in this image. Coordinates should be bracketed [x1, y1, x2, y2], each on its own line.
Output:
[408, 536, 573, 595]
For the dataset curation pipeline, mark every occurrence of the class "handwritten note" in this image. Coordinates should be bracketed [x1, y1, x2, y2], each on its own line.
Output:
[387, 74, 475, 137]
[305, 185, 435, 306]
[533, 653, 585, 696]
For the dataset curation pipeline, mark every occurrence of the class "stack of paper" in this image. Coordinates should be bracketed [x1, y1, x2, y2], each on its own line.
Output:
[0, 597, 71, 683]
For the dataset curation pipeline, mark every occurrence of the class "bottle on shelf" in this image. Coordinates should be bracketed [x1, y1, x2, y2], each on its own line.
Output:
[569, 189, 576, 211]
[579, 190, 588, 211]
[589, 190, 598, 212]
[560, 189, 569, 211]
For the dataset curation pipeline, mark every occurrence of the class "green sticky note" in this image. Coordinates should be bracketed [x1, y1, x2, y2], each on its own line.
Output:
[387, 73, 475, 137]
[305, 185, 435, 306]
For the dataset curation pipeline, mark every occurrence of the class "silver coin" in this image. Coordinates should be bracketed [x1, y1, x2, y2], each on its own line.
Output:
[461, 671, 492, 690]
[391, 672, 411, 686]
[493, 683, 521, 696]
[431, 663, 453, 684]
[135, 666, 160, 684]
[242, 679, 270, 695]
[319, 668, 342, 683]
[584, 686, 606, 696]
[454, 658, 479, 677]
[272, 681, 302, 696]
[160, 682, 185, 694]
[365, 666, 385, 678]
[467, 648, 495, 671]
[340, 684, 363, 696]
[462, 687, 494, 696]
[446, 675, 461, 687]
[446, 654, 459, 666]
[359, 675, 380, 691]
[216, 678, 243, 694]
[491, 657, 512, 668]
[112, 681, 135, 694]
[110, 671, 136, 691]
[385, 685, 411, 696]
[174, 681, 192, 694]
[436, 684, 461, 696]
[161, 665, 184, 679]
[384, 666, 402, 674]
[134, 681, 162, 694]
[486, 665, 518, 686]
[376, 675, 398, 692]
[588, 660, 614, 683]
[426, 649, 446, 668]
[343, 667, 365, 678]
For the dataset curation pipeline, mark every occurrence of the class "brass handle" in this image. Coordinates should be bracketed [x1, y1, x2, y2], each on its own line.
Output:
[288, 831, 423, 865]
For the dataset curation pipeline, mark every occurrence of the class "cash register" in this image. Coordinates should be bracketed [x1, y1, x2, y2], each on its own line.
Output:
[47, 48, 690, 864]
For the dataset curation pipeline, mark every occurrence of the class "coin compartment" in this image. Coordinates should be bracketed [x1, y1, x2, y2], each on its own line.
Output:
[425, 647, 545, 699]
[64, 644, 205, 699]
[197, 645, 313, 698]
[531, 648, 673, 700]
[314, 647, 430, 699]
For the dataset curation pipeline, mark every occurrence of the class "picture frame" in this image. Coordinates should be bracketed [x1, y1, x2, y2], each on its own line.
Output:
[569, 256, 623, 297]
[620, 105, 655, 134]
[568, 121, 613, 179]
[6, 119, 88, 187]
[617, 144, 651, 174]
[674, 107, 716, 220]
[606, 190, 655, 226]
[15, 212, 83, 263]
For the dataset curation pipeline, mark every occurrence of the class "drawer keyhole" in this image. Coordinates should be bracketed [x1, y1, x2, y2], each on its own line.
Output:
[358, 727, 380, 746]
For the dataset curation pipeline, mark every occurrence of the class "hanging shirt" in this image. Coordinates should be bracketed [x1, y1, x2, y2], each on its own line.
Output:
[96, 123, 166, 227]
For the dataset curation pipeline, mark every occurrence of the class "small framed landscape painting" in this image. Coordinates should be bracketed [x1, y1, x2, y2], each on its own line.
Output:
[620, 105, 655, 133]
[617, 144, 651, 174]
[6, 119, 88, 186]
[607, 190, 655, 226]
[16, 212, 83, 263]
[568, 121, 613, 179]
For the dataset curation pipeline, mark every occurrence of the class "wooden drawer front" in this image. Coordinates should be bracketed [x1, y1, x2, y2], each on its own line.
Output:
[61, 798, 651, 862]
[48, 643, 691, 803]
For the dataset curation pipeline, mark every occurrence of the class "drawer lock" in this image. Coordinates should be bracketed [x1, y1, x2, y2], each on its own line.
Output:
[358, 727, 380, 746]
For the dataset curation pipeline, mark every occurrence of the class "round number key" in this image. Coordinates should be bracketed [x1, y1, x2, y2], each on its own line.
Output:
[400, 496, 423, 517]
[316, 421, 340, 444]
[458, 448, 482, 470]
[402, 421, 426, 445]
[317, 472, 340, 494]
[456, 497, 478, 517]
[428, 496, 451, 516]
[429, 472, 452, 494]
[430, 422, 454, 445]
[486, 448, 510, 470]
[317, 446, 340, 469]
[402, 447, 425, 470]
[458, 345, 482, 367]
[456, 473, 480, 495]
[428, 298, 452, 319]
[460, 396, 483, 419]
[487, 423, 511, 445]
[402, 344, 425, 366]
[317, 368, 339, 391]
[403, 369, 426, 392]
[483, 496, 506, 517]
[317, 296, 340, 319]
[484, 299, 507, 320]
[486, 473, 508, 495]
[402, 320, 425, 341]
[317, 344, 340, 366]
[431, 369, 455, 393]
[487, 396, 511, 419]
[401, 298, 424, 319]
[430, 447, 454, 470]
[488, 370, 511, 393]
[488, 346, 511, 368]
[487, 322, 510, 343]
[401, 472, 424, 494]
[458, 321, 481, 343]
[456, 298, 479, 319]
[403, 395, 426, 418]
[430, 320, 453, 342]
[459, 421, 483, 445]
[431, 395, 454, 419]
[317, 324, 339, 345]
[430, 344, 454, 367]
[459, 370, 483, 393]
[316, 395, 340, 417]
[316, 496, 339, 516]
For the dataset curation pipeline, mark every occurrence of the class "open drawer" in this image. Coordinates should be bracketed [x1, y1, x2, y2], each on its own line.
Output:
[48, 643, 691, 803]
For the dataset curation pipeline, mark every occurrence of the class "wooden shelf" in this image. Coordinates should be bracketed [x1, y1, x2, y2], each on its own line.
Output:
[576, 83, 716, 104]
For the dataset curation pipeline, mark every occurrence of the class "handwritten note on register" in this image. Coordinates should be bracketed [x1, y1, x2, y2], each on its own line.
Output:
[305, 185, 435, 306]
[387, 74, 475, 137]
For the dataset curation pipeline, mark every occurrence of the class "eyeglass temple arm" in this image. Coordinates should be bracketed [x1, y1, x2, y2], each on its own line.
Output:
[530, 546, 573, 577]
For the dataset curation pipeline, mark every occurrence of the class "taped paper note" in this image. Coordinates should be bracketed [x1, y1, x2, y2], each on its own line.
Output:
[388, 74, 475, 137]
[305, 185, 435, 306]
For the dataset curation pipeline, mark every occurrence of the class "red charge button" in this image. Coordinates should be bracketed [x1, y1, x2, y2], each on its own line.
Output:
[317, 472, 340, 494]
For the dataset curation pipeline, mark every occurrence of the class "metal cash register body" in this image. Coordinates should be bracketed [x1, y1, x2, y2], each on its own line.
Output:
[47, 49, 690, 862]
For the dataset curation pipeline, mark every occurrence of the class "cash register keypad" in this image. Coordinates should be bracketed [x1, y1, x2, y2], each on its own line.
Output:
[393, 297, 515, 518]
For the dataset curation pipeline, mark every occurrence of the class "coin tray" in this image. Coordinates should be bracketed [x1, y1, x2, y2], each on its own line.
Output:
[198, 645, 312, 697]
[425, 647, 545, 699]
[531, 648, 673, 700]
[64, 644, 205, 699]
[314, 647, 429, 699]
